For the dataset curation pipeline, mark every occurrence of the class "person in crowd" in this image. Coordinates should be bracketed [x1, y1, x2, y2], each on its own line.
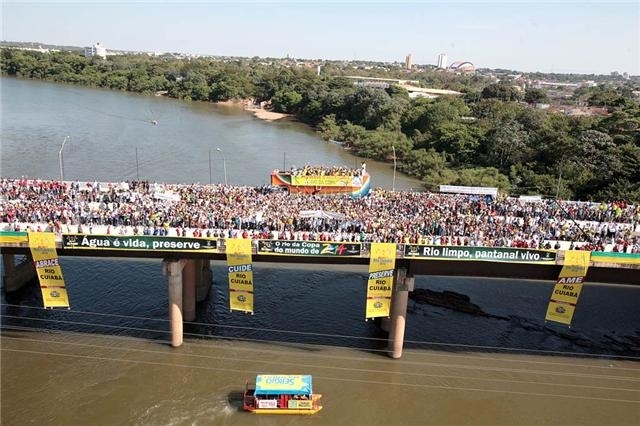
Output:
[0, 177, 637, 252]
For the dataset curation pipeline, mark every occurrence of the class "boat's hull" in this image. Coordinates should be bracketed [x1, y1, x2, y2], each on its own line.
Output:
[243, 391, 323, 415]
[246, 407, 323, 415]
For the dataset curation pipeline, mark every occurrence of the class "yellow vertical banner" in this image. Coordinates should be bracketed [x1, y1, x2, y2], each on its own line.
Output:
[226, 238, 254, 313]
[545, 251, 590, 326]
[366, 242, 396, 319]
[28, 232, 70, 309]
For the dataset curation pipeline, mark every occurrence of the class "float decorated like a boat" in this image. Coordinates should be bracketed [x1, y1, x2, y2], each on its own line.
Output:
[270, 164, 371, 197]
[243, 374, 323, 415]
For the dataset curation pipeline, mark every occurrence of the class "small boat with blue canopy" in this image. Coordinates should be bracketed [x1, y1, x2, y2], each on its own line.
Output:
[243, 374, 323, 414]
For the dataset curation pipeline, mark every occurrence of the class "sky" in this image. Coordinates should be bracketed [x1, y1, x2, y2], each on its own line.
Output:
[2, 1, 639, 75]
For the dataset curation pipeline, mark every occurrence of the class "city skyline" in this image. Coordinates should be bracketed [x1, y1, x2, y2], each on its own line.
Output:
[2, 1, 638, 75]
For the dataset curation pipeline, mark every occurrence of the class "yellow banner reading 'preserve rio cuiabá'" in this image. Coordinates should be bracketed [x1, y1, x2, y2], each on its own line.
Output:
[366, 242, 396, 319]
[226, 238, 254, 314]
[545, 250, 590, 326]
[28, 231, 70, 309]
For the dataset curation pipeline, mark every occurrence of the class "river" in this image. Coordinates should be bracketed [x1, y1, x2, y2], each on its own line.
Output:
[1, 77, 638, 426]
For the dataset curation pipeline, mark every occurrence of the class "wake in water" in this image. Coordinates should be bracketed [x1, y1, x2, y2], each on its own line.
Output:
[66, 90, 160, 126]
[82, 105, 159, 126]
[136, 392, 235, 425]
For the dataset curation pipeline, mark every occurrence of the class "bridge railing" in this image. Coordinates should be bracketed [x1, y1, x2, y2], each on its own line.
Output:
[3, 231, 639, 268]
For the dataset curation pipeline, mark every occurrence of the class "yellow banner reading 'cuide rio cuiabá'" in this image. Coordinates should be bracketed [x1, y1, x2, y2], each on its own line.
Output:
[226, 238, 254, 314]
[545, 250, 590, 326]
[366, 242, 396, 319]
[28, 231, 70, 309]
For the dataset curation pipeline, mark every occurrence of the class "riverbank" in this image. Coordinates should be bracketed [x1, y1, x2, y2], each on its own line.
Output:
[216, 99, 292, 122]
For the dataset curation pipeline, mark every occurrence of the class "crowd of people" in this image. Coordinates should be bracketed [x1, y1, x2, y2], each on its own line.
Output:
[276, 164, 366, 177]
[1, 177, 638, 253]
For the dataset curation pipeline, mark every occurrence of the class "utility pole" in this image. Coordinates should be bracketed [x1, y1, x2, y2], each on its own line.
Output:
[392, 145, 397, 192]
[216, 148, 227, 185]
[59, 135, 69, 182]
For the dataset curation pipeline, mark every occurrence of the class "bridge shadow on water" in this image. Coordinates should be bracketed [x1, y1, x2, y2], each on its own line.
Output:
[1, 268, 639, 361]
[401, 290, 640, 359]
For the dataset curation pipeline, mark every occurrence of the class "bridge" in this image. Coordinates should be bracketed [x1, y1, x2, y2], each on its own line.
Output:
[2, 231, 638, 359]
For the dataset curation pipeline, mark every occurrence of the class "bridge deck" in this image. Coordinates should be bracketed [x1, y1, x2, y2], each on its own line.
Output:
[1, 237, 638, 285]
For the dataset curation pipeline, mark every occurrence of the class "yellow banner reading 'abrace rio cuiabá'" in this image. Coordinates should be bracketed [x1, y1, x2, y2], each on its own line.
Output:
[28, 231, 70, 308]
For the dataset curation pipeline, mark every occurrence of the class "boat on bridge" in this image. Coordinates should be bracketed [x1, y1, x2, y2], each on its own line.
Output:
[243, 374, 323, 414]
[270, 164, 371, 197]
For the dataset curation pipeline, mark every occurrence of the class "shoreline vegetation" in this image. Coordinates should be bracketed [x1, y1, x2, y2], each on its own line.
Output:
[216, 99, 292, 122]
[2, 47, 639, 202]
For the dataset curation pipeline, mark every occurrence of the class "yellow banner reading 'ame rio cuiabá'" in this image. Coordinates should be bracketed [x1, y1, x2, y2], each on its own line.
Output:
[28, 231, 70, 309]
[226, 238, 254, 314]
[366, 242, 396, 319]
[545, 250, 590, 326]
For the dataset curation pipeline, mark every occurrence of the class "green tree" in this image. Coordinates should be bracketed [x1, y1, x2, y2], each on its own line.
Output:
[401, 97, 470, 149]
[523, 88, 549, 105]
[481, 82, 523, 102]
[430, 121, 481, 166]
[342, 87, 395, 130]
[317, 114, 341, 141]
[103, 72, 129, 90]
[351, 130, 412, 161]
[397, 148, 449, 185]
[597, 106, 640, 145]
[271, 89, 303, 113]
[481, 120, 531, 170]
[471, 98, 520, 124]
[453, 167, 511, 192]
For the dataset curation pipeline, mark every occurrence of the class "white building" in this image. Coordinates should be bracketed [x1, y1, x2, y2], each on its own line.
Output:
[437, 53, 447, 69]
[84, 42, 107, 59]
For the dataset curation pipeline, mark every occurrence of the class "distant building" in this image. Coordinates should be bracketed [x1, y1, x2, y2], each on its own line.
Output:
[15, 45, 59, 54]
[344, 76, 419, 85]
[84, 42, 106, 59]
[448, 61, 475, 74]
[356, 81, 390, 89]
[437, 53, 447, 69]
[400, 85, 463, 99]
[405, 53, 413, 70]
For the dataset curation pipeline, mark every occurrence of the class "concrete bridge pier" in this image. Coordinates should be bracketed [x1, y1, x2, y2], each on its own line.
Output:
[163, 258, 212, 346]
[388, 268, 414, 359]
[2, 253, 36, 293]
[163, 259, 186, 347]
[182, 259, 197, 322]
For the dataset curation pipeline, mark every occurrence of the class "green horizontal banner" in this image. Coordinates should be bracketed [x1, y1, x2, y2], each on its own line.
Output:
[257, 240, 361, 256]
[591, 251, 640, 265]
[0, 231, 29, 243]
[62, 234, 217, 252]
[0, 231, 28, 236]
[404, 244, 557, 263]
